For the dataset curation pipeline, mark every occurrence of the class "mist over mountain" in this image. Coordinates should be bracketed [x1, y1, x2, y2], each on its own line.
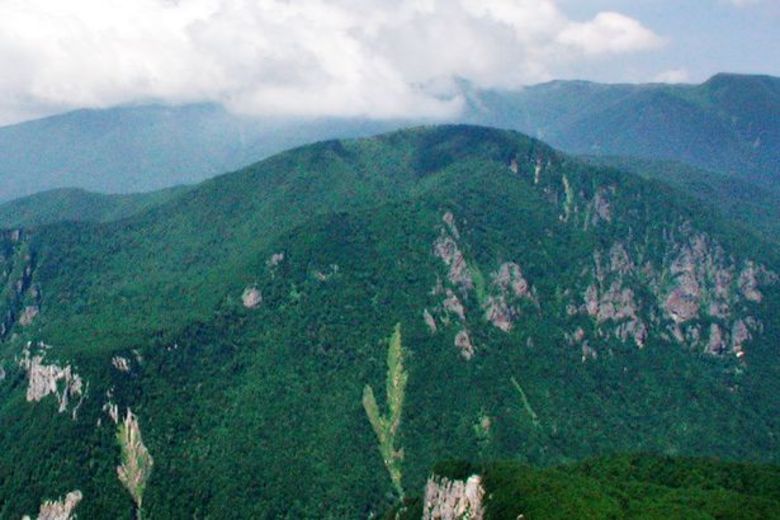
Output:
[0, 103, 402, 201]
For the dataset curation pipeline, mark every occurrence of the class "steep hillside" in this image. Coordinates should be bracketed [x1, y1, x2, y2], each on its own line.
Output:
[0, 186, 190, 228]
[0, 126, 778, 518]
[583, 156, 780, 245]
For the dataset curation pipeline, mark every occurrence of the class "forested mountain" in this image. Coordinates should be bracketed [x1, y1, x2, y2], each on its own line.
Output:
[465, 73, 780, 188]
[1, 74, 776, 204]
[0, 186, 190, 228]
[0, 126, 777, 518]
[0, 103, 400, 201]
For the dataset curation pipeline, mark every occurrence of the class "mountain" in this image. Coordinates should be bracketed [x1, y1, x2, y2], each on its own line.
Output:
[0, 186, 190, 228]
[1, 74, 777, 205]
[0, 126, 778, 518]
[465, 73, 780, 189]
[0, 103, 401, 202]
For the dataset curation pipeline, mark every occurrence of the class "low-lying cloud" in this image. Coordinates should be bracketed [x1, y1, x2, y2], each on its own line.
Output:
[0, 0, 663, 125]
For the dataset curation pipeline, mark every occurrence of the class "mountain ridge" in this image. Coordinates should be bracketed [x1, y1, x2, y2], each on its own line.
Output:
[0, 125, 778, 518]
[1, 73, 776, 202]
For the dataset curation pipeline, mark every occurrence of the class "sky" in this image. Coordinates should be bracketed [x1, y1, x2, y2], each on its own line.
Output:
[0, 0, 777, 126]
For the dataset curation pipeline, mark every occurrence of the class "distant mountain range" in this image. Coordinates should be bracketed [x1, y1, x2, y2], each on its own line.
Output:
[1, 73, 777, 202]
[1, 126, 778, 517]
[464, 73, 780, 189]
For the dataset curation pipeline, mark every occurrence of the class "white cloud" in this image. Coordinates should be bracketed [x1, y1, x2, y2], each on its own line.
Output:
[0, 0, 663, 124]
[557, 12, 663, 55]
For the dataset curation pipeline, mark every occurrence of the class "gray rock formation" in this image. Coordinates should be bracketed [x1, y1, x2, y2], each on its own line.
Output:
[23, 490, 82, 520]
[423, 474, 485, 520]
[18, 344, 84, 417]
[241, 286, 262, 308]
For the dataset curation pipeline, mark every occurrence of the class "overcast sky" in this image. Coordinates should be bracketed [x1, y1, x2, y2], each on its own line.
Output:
[0, 0, 777, 125]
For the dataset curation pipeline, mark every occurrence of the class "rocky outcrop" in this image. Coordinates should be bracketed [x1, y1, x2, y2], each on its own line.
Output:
[430, 213, 540, 356]
[591, 187, 613, 225]
[433, 235, 474, 293]
[570, 226, 775, 360]
[18, 305, 39, 326]
[423, 309, 437, 334]
[18, 344, 84, 418]
[241, 286, 262, 308]
[443, 290, 466, 322]
[579, 245, 648, 350]
[483, 262, 535, 332]
[313, 264, 339, 282]
[266, 252, 285, 269]
[423, 474, 484, 520]
[454, 329, 475, 360]
[23, 490, 82, 520]
[112, 356, 130, 372]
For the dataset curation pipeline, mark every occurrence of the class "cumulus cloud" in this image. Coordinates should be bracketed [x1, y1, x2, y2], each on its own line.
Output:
[0, 0, 663, 124]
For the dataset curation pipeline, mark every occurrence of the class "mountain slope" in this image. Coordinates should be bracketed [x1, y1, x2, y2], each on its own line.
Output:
[0, 186, 190, 228]
[0, 126, 778, 518]
[466, 73, 780, 188]
[583, 156, 780, 245]
[1, 74, 777, 206]
[0, 103, 401, 201]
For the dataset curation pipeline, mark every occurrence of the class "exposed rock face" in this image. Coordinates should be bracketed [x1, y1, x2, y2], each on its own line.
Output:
[442, 211, 460, 239]
[738, 261, 773, 303]
[483, 262, 535, 333]
[18, 344, 84, 417]
[707, 324, 725, 355]
[241, 286, 262, 308]
[580, 245, 647, 349]
[431, 213, 539, 355]
[433, 236, 474, 292]
[23, 490, 82, 520]
[102, 389, 119, 424]
[313, 264, 339, 282]
[570, 227, 775, 359]
[18, 305, 39, 326]
[483, 295, 514, 332]
[590, 187, 613, 226]
[266, 252, 285, 269]
[423, 309, 437, 334]
[443, 290, 466, 322]
[454, 329, 475, 360]
[731, 319, 752, 357]
[493, 262, 530, 298]
[533, 158, 543, 185]
[423, 474, 485, 520]
[112, 356, 130, 372]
